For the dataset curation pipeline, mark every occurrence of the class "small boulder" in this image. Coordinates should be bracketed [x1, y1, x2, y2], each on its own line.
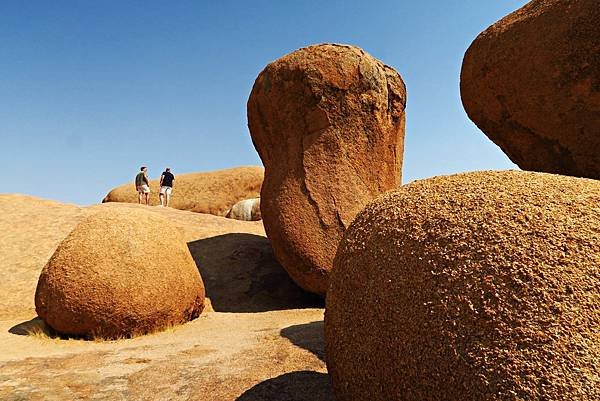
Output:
[35, 205, 205, 339]
[326, 170, 600, 401]
[248, 43, 406, 295]
[225, 198, 261, 221]
[461, 0, 600, 179]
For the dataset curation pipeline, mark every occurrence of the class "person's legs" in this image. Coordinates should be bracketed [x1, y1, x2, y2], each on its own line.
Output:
[137, 190, 142, 204]
[159, 186, 166, 206]
[165, 190, 171, 207]
[139, 185, 151, 205]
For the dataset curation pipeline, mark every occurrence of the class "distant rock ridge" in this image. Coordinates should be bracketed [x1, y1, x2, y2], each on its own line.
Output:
[102, 166, 264, 216]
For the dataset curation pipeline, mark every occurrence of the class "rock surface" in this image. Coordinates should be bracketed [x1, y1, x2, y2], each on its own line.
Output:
[35, 205, 205, 338]
[226, 197, 261, 221]
[248, 43, 406, 295]
[0, 195, 319, 319]
[1, 311, 330, 401]
[0, 195, 84, 319]
[1, 194, 328, 400]
[461, 0, 600, 179]
[102, 166, 264, 215]
[326, 170, 600, 401]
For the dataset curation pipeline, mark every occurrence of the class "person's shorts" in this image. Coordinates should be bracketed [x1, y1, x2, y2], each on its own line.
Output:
[136, 185, 150, 194]
[160, 186, 172, 195]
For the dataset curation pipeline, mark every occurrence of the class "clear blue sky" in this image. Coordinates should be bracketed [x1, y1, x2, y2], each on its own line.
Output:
[0, 1, 526, 205]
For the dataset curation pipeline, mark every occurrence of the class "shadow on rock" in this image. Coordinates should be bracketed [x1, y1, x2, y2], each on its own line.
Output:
[187, 233, 323, 313]
[236, 371, 333, 401]
[280, 321, 325, 362]
[9, 317, 57, 337]
[9, 317, 88, 341]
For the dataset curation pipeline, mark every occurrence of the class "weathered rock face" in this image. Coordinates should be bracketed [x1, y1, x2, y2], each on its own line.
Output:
[461, 0, 600, 179]
[325, 170, 600, 401]
[102, 166, 264, 216]
[0, 195, 84, 319]
[248, 43, 406, 295]
[225, 198, 261, 221]
[35, 205, 205, 339]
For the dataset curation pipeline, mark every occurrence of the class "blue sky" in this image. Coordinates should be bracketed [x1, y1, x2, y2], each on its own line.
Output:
[0, 1, 527, 205]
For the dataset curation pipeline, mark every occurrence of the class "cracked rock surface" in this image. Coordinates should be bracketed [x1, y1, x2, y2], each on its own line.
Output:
[248, 43, 406, 295]
[461, 0, 600, 179]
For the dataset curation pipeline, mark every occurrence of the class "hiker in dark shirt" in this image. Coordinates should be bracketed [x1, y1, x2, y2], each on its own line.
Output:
[159, 167, 175, 207]
[135, 166, 151, 205]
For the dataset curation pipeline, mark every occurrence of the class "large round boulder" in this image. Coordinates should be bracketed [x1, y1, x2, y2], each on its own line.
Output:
[325, 170, 600, 401]
[461, 0, 600, 179]
[35, 205, 205, 339]
[248, 43, 406, 295]
[102, 166, 263, 215]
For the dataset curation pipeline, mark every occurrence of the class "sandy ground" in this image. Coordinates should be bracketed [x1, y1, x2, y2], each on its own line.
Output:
[0, 195, 331, 400]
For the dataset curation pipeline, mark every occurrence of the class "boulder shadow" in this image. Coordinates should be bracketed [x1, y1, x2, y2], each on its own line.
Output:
[187, 233, 324, 313]
[280, 321, 325, 362]
[9, 317, 96, 341]
[9, 317, 59, 338]
[236, 371, 333, 401]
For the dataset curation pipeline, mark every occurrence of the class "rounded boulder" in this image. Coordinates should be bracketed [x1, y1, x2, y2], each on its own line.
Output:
[248, 43, 406, 295]
[35, 205, 205, 339]
[225, 198, 261, 221]
[325, 170, 600, 401]
[461, 0, 600, 179]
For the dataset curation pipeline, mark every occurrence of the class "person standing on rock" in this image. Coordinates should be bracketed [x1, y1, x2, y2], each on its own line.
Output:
[135, 166, 151, 205]
[159, 167, 175, 207]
